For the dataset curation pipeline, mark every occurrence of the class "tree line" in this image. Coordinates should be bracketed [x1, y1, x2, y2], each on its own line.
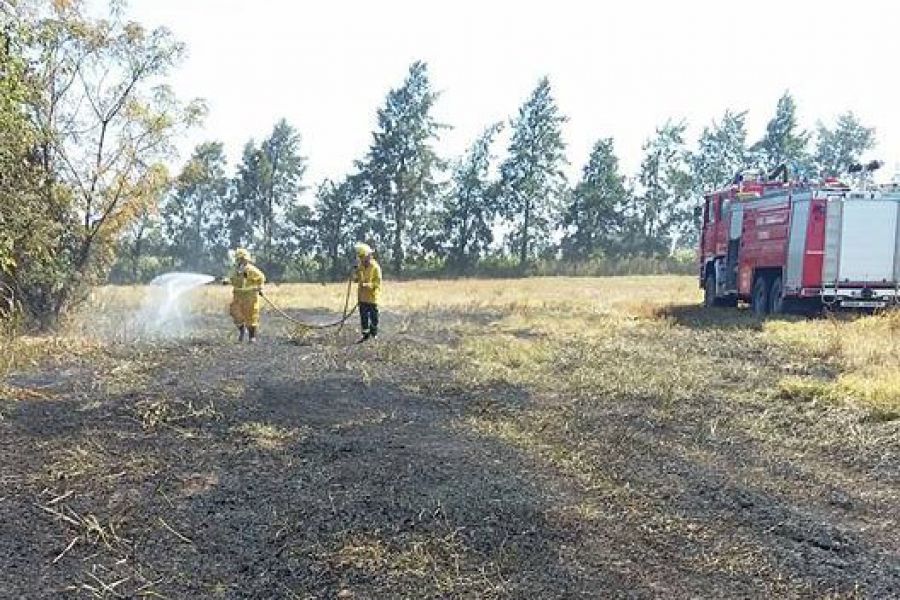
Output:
[117, 71, 876, 283]
[0, 1, 879, 327]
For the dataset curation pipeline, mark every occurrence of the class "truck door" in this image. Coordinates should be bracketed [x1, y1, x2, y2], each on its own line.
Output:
[700, 195, 717, 258]
[725, 202, 742, 291]
[714, 195, 728, 256]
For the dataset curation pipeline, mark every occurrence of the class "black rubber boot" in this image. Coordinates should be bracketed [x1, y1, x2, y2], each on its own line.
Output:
[238, 325, 245, 342]
[248, 326, 257, 343]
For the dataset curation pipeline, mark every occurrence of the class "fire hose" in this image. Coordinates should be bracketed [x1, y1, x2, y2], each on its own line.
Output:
[258, 275, 358, 334]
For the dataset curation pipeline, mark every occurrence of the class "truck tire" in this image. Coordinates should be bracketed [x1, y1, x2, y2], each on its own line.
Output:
[769, 275, 785, 314]
[752, 276, 769, 317]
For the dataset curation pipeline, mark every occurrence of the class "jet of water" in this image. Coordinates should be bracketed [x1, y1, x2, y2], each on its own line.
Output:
[135, 272, 216, 338]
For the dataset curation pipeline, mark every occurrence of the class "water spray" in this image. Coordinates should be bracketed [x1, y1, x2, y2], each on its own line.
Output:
[127, 271, 356, 342]
[134, 272, 216, 338]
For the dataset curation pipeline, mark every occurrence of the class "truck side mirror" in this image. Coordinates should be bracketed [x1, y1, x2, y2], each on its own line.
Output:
[693, 205, 702, 220]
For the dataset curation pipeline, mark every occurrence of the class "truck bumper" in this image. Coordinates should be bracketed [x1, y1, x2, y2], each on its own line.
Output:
[815, 287, 900, 309]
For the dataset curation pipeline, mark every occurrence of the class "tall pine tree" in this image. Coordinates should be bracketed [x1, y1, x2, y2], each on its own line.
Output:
[227, 140, 264, 251]
[227, 120, 307, 277]
[444, 123, 503, 270]
[258, 119, 307, 272]
[813, 112, 876, 177]
[692, 110, 748, 193]
[162, 141, 229, 271]
[498, 77, 568, 267]
[561, 138, 627, 261]
[312, 176, 367, 279]
[281, 202, 317, 278]
[358, 61, 445, 272]
[752, 91, 810, 175]
[629, 121, 693, 254]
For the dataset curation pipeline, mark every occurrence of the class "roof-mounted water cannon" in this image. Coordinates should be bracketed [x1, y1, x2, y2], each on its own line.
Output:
[847, 160, 883, 174]
[762, 162, 813, 187]
[767, 163, 790, 183]
[733, 168, 763, 184]
[847, 160, 883, 190]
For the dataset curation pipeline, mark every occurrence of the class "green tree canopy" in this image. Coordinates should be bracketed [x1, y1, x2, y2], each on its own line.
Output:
[358, 61, 446, 272]
[498, 77, 568, 267]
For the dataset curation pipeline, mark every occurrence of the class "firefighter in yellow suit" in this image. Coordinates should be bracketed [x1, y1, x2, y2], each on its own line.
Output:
[354, 242, 382, 343]
[225, 248, 266, 342]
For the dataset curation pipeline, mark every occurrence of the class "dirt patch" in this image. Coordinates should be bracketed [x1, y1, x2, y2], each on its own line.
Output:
[2, 300, 898, 598]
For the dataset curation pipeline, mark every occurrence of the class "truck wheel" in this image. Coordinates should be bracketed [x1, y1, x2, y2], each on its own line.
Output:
[704, 274, 717, 308]
[769, 276, 785, 314]
[752, 276, 769, 317]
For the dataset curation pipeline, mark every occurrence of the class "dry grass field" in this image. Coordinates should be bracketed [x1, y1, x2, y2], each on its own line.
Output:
[2, 275, 898, 598]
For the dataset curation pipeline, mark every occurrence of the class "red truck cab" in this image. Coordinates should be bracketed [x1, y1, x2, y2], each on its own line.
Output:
[699, 170, 900, 314]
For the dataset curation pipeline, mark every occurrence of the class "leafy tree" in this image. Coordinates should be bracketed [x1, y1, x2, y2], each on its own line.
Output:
[358, 61, 445, 272]
[561, 138, 628, 261]
[498, 77, 568, 267]
[752, 91, 809, 175]
[6, 1, 204, 325]
[258, 119, 306, 272]
[227, 140, 263, 251]
[444, 123, 503, 270]
[628, 121, 693, 254]
[692, 109, 748, 193]
[162, 141, 229, 271]
[310, 177, 368, 279]
[280, 201, 318, 279]
[226, 120, 306, 277]
[0, 14, 45, 321]
[109, 205, 170, 283]
[813, 112, 876, 177]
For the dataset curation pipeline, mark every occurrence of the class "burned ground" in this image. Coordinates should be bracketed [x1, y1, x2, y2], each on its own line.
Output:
[1, 278, 899, 598]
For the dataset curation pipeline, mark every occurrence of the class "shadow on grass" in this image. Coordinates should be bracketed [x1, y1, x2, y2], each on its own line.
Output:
[458, 378, 900, 597]
[649, 303, 763, 331]
[4, 304, 898, 598]
[653, 303, 828, 331]
[0, 349, 654, 599]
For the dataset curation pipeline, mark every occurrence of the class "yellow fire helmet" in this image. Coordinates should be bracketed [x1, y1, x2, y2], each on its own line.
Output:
[234, 248, 251, 262]
[354, 242, 372, 258]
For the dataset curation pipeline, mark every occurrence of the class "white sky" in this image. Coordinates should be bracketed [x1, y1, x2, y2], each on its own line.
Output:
[124, 0, 900, 194]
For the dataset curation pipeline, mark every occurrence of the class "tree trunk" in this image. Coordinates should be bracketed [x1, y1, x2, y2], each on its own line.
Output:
[392, 159, 406, 273]
[392, 202, 403, 273]
[520, 194, 530, 270]
[194, 196, 204, 271]
[131, 222, 146, 282]
[455, 191, 471, 270]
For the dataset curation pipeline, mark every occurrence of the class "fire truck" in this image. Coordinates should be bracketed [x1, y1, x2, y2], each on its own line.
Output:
[699, 163, 900, 314]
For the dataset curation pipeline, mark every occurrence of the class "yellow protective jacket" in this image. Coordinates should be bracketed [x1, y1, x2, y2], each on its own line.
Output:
[229, 263, 266, 327]
[356, 259, 382, 304]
